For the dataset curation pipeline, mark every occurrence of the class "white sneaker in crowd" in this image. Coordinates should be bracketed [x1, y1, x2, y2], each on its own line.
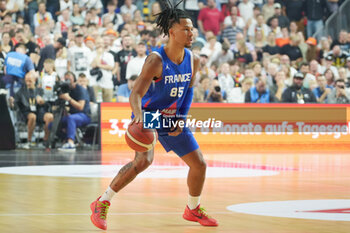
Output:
[22, 142, 30, 150]
[58, 142, 76, 152]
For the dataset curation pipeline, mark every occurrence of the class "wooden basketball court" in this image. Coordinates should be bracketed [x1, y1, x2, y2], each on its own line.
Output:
[0, 149, 349, 233]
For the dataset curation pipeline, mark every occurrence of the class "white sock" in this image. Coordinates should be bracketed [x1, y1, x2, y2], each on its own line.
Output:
[99, 186, 116, 202]
[188, 194, 200, 210]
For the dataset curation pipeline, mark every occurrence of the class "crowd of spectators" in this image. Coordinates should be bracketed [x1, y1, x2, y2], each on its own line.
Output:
[0, 0, 350, 148]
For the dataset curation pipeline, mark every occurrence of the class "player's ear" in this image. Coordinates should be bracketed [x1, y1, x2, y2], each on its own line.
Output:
[169, 28, 174, 37]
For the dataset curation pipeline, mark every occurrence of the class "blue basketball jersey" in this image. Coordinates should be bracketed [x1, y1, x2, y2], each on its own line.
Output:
[141, 47, 193, 117]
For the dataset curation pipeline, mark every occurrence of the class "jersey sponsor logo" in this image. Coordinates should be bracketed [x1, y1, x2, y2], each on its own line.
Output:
[227, 200, 350, 221]
[164, 73, 191, 84]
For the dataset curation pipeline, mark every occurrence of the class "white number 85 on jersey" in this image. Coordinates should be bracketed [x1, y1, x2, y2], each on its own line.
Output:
[170, 87, 184, 97]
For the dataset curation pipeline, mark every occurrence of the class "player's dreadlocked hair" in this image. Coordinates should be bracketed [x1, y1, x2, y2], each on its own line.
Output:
[155, 0, 191, 36]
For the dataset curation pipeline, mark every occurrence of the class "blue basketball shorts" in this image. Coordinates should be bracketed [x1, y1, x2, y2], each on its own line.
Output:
[157, 127, 199, 157]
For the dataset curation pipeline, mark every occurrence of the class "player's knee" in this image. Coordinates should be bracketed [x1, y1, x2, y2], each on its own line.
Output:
[135, 156, 153, 173]
[192, 157, 207, 172]
[191, 151, 207, 171]
[188, 161, 206, 172]
[197, 160, 207, 172]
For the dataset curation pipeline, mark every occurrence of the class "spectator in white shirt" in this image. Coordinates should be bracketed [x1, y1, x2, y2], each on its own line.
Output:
[248, 14, 270, 42]
[33, 2, 54, 30]
[54, 8, 71, 36]
[218, 62, 234, 94]
[79, 0, 103, 15]
[223, 5, 245, 29]
[67, 30, 92, 84]
[6, 0, 24, 17]
[211, 42, 234, 67]
[120, 0, 137, 19]
[55, 47, 68, 80]
[90, 37, 115, 102]
[238, 0, 254, 23]
[60, 0, 73, 12]
[102, 1, 124, 31]
[125, 41, 147, 80]
[41, 58, 58, 102]
[262, 0, 275, 22]
[268, 16, 282, 38]
[227, 77, 254, 103]
[203, 34, 222, 66]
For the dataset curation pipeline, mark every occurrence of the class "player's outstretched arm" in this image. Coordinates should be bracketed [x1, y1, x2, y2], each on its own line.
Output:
[130, 53, 163, 124]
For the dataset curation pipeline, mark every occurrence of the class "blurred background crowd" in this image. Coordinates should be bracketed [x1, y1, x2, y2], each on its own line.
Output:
[1, 0, 350, 104]
[1, 0, 350, 149]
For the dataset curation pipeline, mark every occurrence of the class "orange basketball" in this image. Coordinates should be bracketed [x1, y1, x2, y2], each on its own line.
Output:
[125, 122, 158, 152]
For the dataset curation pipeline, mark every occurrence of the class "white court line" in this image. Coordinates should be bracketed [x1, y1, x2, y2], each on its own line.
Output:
[0, 212, 232, 217]
[0, 165, 279, 178]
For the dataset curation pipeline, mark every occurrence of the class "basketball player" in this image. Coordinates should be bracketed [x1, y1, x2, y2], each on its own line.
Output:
[90, 1, 218, 230]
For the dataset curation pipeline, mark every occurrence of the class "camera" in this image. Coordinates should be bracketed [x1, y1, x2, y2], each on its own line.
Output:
[47, 81, 71, 149]
[90, 67, 103, 81]
[214, 86, 221, 92]
[54, 81, 70, 96]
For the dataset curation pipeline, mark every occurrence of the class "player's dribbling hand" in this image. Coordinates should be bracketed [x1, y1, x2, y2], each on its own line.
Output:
[131, 114, 142, 125]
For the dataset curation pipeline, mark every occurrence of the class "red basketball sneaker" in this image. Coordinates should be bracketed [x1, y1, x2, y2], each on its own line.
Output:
[183, 205, 218, 226]
[90, 197, 110, 230]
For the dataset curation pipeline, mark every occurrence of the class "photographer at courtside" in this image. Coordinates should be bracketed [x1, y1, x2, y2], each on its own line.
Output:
[57, 71, 91, 152]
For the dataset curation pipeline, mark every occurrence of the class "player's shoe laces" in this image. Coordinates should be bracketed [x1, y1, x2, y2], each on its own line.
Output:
[90, 197, 110, 230]
[183, 205, 218, 226]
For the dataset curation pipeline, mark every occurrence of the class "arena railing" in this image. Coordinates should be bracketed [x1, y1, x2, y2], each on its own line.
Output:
[314, 0, 350, 40]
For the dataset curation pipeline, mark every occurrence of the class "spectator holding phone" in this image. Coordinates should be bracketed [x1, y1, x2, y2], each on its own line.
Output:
[327, 79, 350, 103]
